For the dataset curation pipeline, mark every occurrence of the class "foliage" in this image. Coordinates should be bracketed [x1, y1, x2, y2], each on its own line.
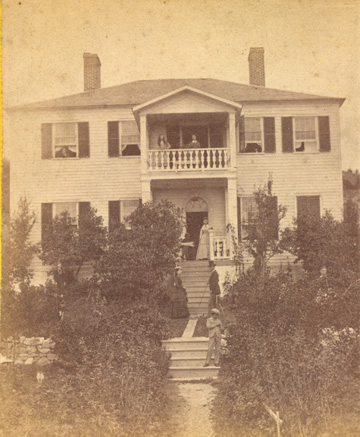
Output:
[281, 201, 360, 276]
[2, 197, 37, 287]
[39, 206, 107, 278]
[214, 269, 360, 437]
[1, 198, 38, 337]
[95, 200, 183, 302]
[242, 179, 287, 272]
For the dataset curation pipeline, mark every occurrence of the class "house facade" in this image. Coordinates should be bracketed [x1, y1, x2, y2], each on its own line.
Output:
[8, 48, 344, 283]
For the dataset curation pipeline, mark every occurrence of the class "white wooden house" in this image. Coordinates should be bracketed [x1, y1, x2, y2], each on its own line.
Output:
[8, 48, 345, 283]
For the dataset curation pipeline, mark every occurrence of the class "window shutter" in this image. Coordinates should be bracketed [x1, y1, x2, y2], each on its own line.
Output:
[237, 197, 242, 241]
[268, 196, 278, 239]
[78, 202, 91, 227]
[41, 203, 53, 243]
[264, 117, 276, 153]
[318, 116, 331, 152]
[108, 121, 120, 157]
[281, 117, 293, 152]
[78, 122, 90, 158]
[41, 124, 52, 159]
[238, 116, 245, 152]
[109, 201, 121, 231]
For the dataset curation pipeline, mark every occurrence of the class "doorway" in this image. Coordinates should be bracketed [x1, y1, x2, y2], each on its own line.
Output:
[186, 211, 208, 260]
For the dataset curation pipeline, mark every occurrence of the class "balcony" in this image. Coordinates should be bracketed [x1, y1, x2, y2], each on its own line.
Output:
[148, 147, 230, 172]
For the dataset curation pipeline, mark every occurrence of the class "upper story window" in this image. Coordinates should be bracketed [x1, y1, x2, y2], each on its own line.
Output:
[41, 122, 90, 159]
[108, 121, 140, 157]
[282, 116, 330, 153]
[239, 117, 275, 153]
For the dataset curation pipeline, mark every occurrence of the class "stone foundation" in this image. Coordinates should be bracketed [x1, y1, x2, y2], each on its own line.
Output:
[0, 337, 57, 366]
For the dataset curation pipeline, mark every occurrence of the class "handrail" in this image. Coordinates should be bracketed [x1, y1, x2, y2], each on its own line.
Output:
[148, 147, 230, 171]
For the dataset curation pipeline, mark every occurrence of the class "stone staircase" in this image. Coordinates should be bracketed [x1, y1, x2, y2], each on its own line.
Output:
[162, 336, 219, 381]
[181, 260, 211, 316]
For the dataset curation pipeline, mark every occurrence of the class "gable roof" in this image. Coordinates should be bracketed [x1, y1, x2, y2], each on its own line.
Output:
[9, 78, 345, 110]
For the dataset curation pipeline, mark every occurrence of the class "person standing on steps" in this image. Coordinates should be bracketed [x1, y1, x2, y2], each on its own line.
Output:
[196, 218, 210, 260]
[208, 261, 220, 310]
[203, 308, 223, 367]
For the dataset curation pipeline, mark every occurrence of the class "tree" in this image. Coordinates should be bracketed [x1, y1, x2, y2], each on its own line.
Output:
[281, 200, 360, 277]
[2, 197, 37, 287]
[243, 179, 287, 273]
[95, 200, 183, 302]
[39, 206, 107, 279]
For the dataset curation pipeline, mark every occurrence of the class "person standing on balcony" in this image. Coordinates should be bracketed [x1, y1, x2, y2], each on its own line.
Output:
[187, 134, 200, 148]
[196, 218, 210, 259]
[157, 134, 171, 168]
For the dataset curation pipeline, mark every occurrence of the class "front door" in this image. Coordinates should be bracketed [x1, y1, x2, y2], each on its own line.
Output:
[186, 211, 208, 260]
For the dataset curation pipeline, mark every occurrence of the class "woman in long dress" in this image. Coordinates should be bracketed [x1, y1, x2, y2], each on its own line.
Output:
[196, 218, 210, 260]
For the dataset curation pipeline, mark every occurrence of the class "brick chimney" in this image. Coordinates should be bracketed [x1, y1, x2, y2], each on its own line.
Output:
[83, 53, 101, 91]
[248, 47, 265, 87]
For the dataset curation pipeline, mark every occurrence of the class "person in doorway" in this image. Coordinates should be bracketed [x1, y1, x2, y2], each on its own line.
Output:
[208, 261, 220, 310]
[203, 308, 223, 367]
[196, 218, 210, 260]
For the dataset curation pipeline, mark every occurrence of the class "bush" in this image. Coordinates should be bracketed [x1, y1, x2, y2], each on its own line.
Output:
[213, 269, 360, 437]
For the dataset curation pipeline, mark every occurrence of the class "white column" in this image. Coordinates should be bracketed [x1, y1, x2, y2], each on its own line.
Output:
[227, 177, 238, 251]
[140, 114, 148, 174]
[228, 112, 237, 171]
[141, 179, 152, 203]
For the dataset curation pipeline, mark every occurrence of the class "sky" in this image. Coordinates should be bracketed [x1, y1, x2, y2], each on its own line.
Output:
[2, 0, 360, 170]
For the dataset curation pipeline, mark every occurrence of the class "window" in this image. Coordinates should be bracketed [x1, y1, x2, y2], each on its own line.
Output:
[41, 201, 91, 243]
[239, 117, 275, 153]
[108, 121, 140, 157]
[297, 196, 321, 219]
[294, 117, 317, 152]
[239, 197, 258, 240]
[237, 196, 279, 240]
[108, 199, 140, 230]
[282, 116, 330, 153]
[54, 202, 77, 225]
[41, 122, 90, 159]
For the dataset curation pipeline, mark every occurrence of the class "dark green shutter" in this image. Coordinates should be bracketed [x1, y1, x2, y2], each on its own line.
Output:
[237, 197, 242, 240]
[318, 116, 331, 152]
[41, 203, 53, 243]
[78, 122, 90, 158]
[281, 117, 293, 153]
[41, 124, 52, 159]
[238, 116, 245, 152]
[109, 201, 121, 231]
[108, 121, 120, 157]
[264, 117, 276, 153]
[268, 196, 278, 239]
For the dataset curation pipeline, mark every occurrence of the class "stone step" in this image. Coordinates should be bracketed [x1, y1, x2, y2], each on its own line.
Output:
[185, 292, 210, 298]
[182, 280, 209, 287]
[166, 347, 209, 358]
[170, 357, 214, 367]
[168, 377, 218, 382]
[168, 366, 219, 379]
[181, 261, 209, 267]
[162, 337, 208, 350]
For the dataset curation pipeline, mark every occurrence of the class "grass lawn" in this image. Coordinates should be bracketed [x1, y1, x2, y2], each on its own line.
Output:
[165, 317, 189, 338]
[193, 315, 208, 337]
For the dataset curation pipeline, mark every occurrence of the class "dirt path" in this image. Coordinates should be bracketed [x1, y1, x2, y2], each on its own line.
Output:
[163, 382, 217, 437]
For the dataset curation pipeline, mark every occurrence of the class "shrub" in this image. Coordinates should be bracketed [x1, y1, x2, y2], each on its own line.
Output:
[213, 269, 360, 437]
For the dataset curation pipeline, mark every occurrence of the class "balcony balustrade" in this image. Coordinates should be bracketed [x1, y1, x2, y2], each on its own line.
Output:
[148, 148, 230, 171]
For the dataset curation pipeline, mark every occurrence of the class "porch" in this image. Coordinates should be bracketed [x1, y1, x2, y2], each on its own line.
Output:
[149, 177, 238, 261]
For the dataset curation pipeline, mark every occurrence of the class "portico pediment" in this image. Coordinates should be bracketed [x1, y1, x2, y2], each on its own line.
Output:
[133, 85, 242, 117]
